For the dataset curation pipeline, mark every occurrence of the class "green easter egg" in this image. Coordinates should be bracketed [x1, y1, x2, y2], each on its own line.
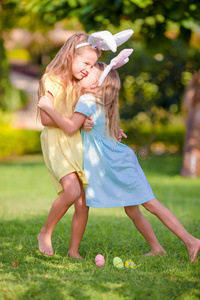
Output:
[113, 257, 124, 269]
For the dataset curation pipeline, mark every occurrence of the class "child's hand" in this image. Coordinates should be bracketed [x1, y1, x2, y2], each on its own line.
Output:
[38, 94, 54, 111]
[82, 116, 94, 131]
[118, 129, 127, 142]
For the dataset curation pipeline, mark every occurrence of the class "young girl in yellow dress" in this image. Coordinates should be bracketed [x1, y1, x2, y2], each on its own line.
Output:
[37, 32, 101, 258]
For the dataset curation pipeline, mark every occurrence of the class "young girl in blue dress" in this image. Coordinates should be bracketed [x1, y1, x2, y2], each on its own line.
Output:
[38, 50, 200, 262]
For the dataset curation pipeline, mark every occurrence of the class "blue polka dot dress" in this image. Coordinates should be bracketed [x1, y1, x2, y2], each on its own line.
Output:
[74, 94, 155, 208]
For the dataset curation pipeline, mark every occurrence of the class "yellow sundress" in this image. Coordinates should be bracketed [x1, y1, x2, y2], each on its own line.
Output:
[39, 73, 89, 194]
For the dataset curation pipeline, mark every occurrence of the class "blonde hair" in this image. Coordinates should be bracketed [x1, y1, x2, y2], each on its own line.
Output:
[95, 62, 121, 140]
[38, 33, 101, 109]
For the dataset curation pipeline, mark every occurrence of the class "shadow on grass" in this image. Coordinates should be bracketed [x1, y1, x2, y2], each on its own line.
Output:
[0, 215, 200, 300]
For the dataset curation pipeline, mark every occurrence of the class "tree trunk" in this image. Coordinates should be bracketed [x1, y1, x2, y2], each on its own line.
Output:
[180, 71, 200, 177]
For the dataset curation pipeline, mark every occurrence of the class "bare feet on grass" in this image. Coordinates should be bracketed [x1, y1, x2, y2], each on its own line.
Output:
[68, 251, 84, 259]
[37, 231, 54, 256]
[143, 238, 200, 262]
[187, 238, 200, 262]
[143, 248, 167, 257]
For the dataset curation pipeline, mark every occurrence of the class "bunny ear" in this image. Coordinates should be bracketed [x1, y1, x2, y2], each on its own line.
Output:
[76, 29, 134, 52]
[110, 49, 134, 68]
[98, 65, 112, 86]
[88, 30, 117, 52]
[113, 29, 134, 47]
[99, 29, 134, 51]
[112, 57, 129, 69]
[98, 48, 133, 86]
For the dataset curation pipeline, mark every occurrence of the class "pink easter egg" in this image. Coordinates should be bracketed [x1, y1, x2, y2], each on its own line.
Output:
[95, 254, 105, 267]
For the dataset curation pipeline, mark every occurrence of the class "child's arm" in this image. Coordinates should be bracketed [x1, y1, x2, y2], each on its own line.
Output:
[40, 110, 59, 127]
[38, 95, 86, 136]
[39, 92, 58, 128]
[40, 92, 93, 130]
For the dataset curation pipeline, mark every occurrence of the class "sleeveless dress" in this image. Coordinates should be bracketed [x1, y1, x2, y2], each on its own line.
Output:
[74, 94, 155, 208]
[39, 74, 88, 194]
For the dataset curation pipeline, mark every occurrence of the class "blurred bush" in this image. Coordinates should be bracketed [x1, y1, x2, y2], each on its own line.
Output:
[1, 86, 29, 111]
[0, 124, 41, 160]
[122, 121, 185, 154]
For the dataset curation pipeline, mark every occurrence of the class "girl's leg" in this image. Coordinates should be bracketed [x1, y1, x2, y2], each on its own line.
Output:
[38, 172, 81, 256]
[68, 188, 89, 259]
[124, 205, 166, 255]
[143, 198, 200, 262]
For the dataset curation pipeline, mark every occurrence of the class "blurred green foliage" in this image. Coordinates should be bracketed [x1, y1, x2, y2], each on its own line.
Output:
[0, 0, 52, 112]
[1, 86, 29, 111]
[122, 121, 184, 152]
[118, 39, 200, 119]
[18, 0, 200, 35]
[121, 107, 185, 153]
[0, 124, 41, 160]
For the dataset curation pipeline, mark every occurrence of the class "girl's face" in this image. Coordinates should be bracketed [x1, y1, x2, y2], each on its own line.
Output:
[81, 66, 101, 92]
[71, 49, 98, 80]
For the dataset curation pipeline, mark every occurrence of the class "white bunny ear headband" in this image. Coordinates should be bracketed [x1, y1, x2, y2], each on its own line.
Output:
[98, 48, 134, 86]
[76, 29, 134, 53]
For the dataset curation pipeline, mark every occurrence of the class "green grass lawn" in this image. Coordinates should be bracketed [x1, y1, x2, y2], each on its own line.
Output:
[0, 155, 200, 300]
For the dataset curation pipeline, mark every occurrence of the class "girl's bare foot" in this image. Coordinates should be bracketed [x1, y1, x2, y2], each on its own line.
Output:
[68, 251, 84, 259]
[187, 238, 200, 262]
[37, 231, 54, 256]
[143, 248, 167, 256]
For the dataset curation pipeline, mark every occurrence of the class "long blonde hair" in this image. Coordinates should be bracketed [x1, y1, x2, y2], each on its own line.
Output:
[95, 62, 121, 140]
[38, 33, 101, 108]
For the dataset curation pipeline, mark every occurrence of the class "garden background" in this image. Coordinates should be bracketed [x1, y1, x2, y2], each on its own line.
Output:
[0, 1, 200, 299]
